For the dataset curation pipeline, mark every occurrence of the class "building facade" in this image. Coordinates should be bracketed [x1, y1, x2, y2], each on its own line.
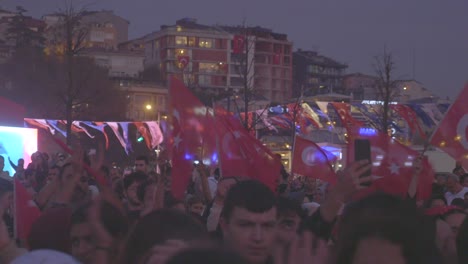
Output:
[43, 10, 129, 51]
[82, 49, 145, 78]
[144, 18, 293, 103]
[293, 50, 347, 97]
[342, 73, 379, 101]
[120, 81, 168, 121]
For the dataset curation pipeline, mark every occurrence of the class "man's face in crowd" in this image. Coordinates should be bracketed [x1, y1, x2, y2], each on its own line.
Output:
[430, 198, 446, 208]
[110, 168, 121, 182]
[70, 222, 95, 263]
[276, 211, 301, 247]
[445, 213, 467, 235]
[189, 202, 204, 215]
[446, 178, 459, 192]
[125, 181, 142, 206]
[47, 168, 60, 182]
[135, 160, 147, 173]
[221, 207, 277, 264]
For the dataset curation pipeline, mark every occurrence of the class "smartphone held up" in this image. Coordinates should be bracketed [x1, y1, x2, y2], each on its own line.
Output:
[354, 139, 372, 187]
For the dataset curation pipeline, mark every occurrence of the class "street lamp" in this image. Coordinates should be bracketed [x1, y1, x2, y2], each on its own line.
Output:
[146, 104, 152, 110]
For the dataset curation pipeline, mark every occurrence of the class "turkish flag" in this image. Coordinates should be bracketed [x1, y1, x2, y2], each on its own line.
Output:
[15, 179, 41, 242]
[348, 128, 434, 200]
[391, 104, 426, 139]
[169, 77, 217, 199]
[330, 102, 364, 131]
[134, 122, 153, 150]
[273, 53, 281, 65]
[431, 83, 468, 170]
[215, 108, 281, 192]
[232, 35, 245, 54]
[292, 136, 338, 184]
[177, 55, 190, 68]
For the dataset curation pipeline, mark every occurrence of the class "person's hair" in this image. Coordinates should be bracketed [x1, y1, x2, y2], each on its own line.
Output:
[426, 195, 447, 208]
[447, 173, 460, 182]
[71, 201, 128, 240]
[100, 165, 110, 177]
[277, 196, 305, 219]
[0, 156, 4, 162]
[331, 193, 441, 264]
[166, 247, 248, 264]
[213, 168, 220, 177]
[451, 198, 465, 208]
[122, 209, 207, 264]
[457, 217, 468, 264]
[453, 167, 465, 174]
[135, 155, 149, 165]
[221, 180, 276, 221]
[123, 171, 147, 190]
[137, 178, 156, 203]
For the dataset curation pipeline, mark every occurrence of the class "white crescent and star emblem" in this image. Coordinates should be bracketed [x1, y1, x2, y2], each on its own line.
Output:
[388, 163, 400, 175]
[301, 146, 318, 166]
[173, 134, 182, 150]
[222, 133, 245, 159]
[456, 113, 468, 149]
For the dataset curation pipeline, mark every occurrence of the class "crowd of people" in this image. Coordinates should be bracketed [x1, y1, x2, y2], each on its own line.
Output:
[0, 148, 467, 264]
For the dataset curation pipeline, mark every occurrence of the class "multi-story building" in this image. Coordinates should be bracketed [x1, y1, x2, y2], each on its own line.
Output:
[293, 49, 347, 97]
[342, 73, 379, 101]
[82, 48, 145, 79]
[144, 18, 293, 103]
[43, 10, 129, 51]
[118, 36, 145, 53]
[144, 18, 232, 93]
[221, 26, 293, 102]
[120, 81, 168, 121]
[395, 80, 438, 103]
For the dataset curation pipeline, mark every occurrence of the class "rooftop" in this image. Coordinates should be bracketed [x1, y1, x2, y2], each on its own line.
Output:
[294, 49, 347, 69]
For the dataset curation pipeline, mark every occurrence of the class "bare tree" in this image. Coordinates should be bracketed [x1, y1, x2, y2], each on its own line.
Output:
[373, 47, 399, 134]
[49, 2, 90, 145]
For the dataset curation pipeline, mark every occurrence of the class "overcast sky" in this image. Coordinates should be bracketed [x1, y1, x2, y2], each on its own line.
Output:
[3, 0, 467, 99]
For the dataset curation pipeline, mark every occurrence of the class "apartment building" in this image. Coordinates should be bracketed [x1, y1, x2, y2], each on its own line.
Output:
[293, 50, 348, 97]
[144, 18, 293, 102]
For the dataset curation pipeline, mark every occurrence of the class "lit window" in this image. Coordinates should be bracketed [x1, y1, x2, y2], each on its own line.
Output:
[188, 37, 196, 46]
[199, 62, 219, 73]
[175, 36, 187, 46]
[199, 38, 214, 48]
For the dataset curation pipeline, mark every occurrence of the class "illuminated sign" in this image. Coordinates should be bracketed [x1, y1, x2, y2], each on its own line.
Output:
[361, 100, 398, 105]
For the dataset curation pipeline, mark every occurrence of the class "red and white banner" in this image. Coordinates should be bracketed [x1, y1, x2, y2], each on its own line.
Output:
[431, 83, 468, 170]
[15, 179, 41, 242]
[292, 136, 337, 184]
[348, 128, 434, 200]
[232, 35, 245, 54]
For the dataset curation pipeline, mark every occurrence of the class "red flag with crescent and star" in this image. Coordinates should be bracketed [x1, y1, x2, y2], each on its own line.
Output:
[330, 102, 364, 132]
[292, 136, 338, 184]
[177, 55, 190, 68]
[347, 128, 434, 200]
[169, 77, 217, 199]
[431, 83, 468, 170]
[215, 107, 281, 192]
[232, 35, 245, 54]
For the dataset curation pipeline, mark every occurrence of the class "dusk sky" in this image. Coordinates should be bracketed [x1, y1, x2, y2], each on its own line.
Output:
[4, 0, 467, 99]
